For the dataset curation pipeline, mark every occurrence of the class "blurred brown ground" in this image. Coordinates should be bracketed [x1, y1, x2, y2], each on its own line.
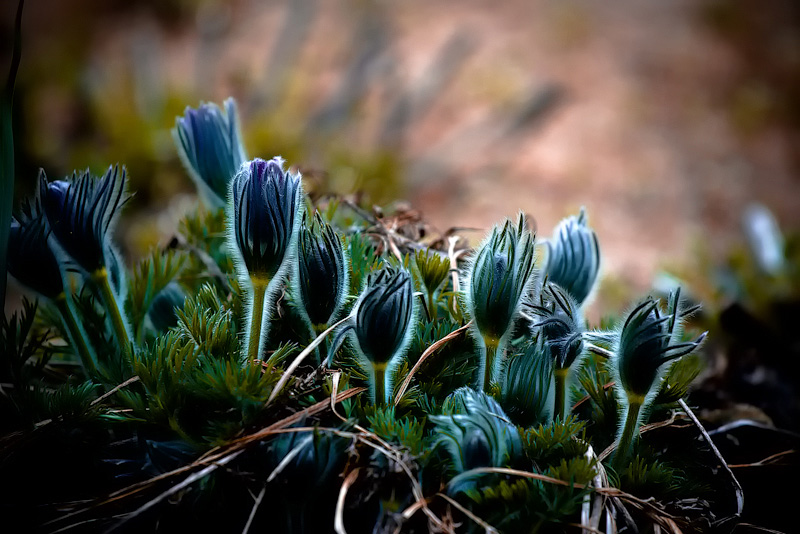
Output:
[3, 0, 800, 309]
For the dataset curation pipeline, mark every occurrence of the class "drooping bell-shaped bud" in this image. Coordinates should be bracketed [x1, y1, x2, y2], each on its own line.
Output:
[526, 283, 586, 420]
[8, 196, 97, 374]
[611, 288, 706, 466]
[147, 282, 187, 332]
[544, 208, 600, 305]
[465, 213, 536, 390]
[173, 98, 247, 208]
[500, 338, 554, 427]
[40, 166, 128, 276]
[431, 387, 522, 493]
[295, 211, 348, 328]
[7, 198, 63, 300]
[40, 166, 133, 356]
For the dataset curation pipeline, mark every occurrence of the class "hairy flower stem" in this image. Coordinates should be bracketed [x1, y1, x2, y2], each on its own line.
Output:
[554, 368, 569, 421]
[613, 399, 643, 469]
[371, 362, 388, 405]
[426, 291, 436, 321]
[54, 293, 97, 375]
[480, 337, 501, 392]
[93, 267, 132, 359]
[246, 278, 270, 361]
[306, 322, 329, 364]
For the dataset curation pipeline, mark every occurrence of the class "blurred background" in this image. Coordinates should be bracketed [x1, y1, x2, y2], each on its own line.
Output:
[3, 0, 800, 312]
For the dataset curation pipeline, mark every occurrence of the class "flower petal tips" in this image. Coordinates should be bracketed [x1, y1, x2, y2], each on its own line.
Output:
[467, 214, 536, 344]
[354, 267, 415, 366]
[544, 208, 600, 305]
[613, 289, 706, 400]
[8, 199, 63, 299]
[230, 157, 303, 280]
[173, 98, 247, 207]
[40, 166, 129, 275]
[296, 212, 348, 327]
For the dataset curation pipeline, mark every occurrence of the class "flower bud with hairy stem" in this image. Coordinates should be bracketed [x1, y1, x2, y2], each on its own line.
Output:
[544, 207, 600, 305]
[500, 337, 554, 427]
[8, 196, 97, 374]
[327, 266, 416, 405]
[464, 213, 536, 391]
[173, 98, 247, 208]
[147, 282, 187, 333]
[228, 157, 303, 361]
[431, 387, 522, 493]
[293, 211, 348, 362]
[610, 288, 706, 468]
[40, 166, 133, 359]
[526, 282, 586, 421]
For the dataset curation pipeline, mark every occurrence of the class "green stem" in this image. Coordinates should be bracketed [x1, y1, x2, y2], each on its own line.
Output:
[613, 399, 643, 469]
[308, 322, 329, 365]
[372, 362, 388, 405]
[426, 290, 436, 321]
[554, 368, 568, 421]
[246, 278, 269, 361]
[54, 293, 97, 376]
[481, 337, 500, 392]
[93, 267, 132, 359]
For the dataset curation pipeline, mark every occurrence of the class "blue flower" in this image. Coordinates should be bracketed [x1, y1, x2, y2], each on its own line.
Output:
[465, 214, 536, 390]
[40, 166, 128, 275]
[467, 214, 536, 343]
[613, 289, 705, 401]
[173, 98, 247, 207]
[327, 266, 416, 404]
[528, 283, 584, 371]
[295, 212, 348, 327]
[147, 282, 187, 332]
[544, 208, 600, 305]
[353, 267, 415, 366]
[230, 157, 303, 281]
[431, 387, 522, 492]
[7, 197, 63, 299]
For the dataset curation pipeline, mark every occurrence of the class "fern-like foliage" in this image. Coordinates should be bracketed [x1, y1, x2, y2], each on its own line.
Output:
[126, 248, 188, 340]
[175, 283, 237, 359]
[366, 405, 426, 455]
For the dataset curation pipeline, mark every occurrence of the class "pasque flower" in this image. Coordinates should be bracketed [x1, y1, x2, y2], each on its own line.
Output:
[544, 208, 600, 305]
[328, 266, 415, 405]
[8, 196, 97, 373]
[228, 157, 303, 361]
[294, 212, 348, 330]
[464, 213, 536, 390]
[431, 387, 522, 493]
[8, 199, 63, 300]
[40, 166, 132, 357]
[527, 282, 586, 420]
[173, 98, 247, 207]
[610, 288, 706, 467]
[40, 166, 128, 276]
[500, 339, 553, 427]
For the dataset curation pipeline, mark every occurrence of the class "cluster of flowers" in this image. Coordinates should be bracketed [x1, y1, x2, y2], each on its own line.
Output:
[8, 97, 706, 470]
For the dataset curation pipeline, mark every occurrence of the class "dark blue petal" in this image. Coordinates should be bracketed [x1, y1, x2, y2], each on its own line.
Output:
[545, 208, 600, 305]
[173, 98, 247, 206]
[354, 267, 414, 364]
[297, 213, 347, 325]
[231, 157, 302, 279]
[7, 198, 63, 299]
[40, 167, 128, 275]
